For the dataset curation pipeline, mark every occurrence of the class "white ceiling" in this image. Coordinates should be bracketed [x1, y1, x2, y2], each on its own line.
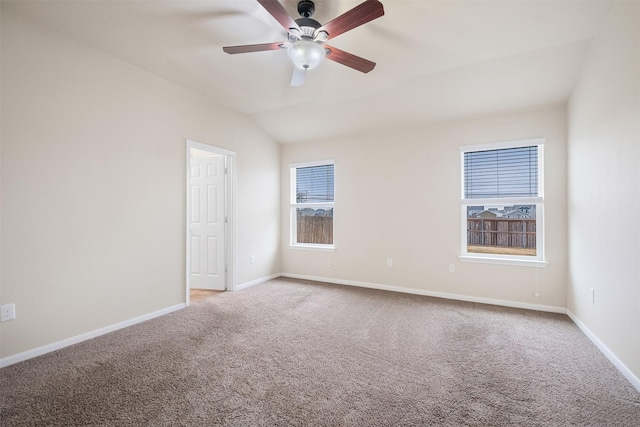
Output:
[1, 0, 615, 143]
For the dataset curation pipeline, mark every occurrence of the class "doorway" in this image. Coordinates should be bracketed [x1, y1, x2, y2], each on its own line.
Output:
[186, 140, 236, 305]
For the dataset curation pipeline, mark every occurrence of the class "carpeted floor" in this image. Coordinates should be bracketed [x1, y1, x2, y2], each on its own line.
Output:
[1, 278, 639, 426]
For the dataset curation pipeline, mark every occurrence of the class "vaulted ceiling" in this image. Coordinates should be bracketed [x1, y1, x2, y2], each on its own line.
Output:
[1, 0, 615, 143]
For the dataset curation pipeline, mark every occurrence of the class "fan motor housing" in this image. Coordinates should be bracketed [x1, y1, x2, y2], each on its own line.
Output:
[295, 17, 321, 30]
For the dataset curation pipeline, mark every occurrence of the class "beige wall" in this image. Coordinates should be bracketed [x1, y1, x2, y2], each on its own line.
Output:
[281, 106, 567, 310]
[567, 1, 640, 381]
[0, 12, 280, 358]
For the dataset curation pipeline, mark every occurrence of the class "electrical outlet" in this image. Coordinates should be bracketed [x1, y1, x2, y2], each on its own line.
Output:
[589, 288, 595, 303]
[448, 264, 456, 273]
[1, 303, 16, 322]
[250, 255, 255, 264]
[386, 258, 393, 267]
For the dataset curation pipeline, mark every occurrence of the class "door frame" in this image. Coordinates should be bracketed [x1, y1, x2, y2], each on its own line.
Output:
[185, 139, 237, 305]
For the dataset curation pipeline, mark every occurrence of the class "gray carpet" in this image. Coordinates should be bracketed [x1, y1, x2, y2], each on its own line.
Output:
[1, 278, 639, 426]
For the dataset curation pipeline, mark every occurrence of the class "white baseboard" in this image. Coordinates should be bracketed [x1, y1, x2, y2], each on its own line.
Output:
[235, 273, 281, 291]
[0, 303, 185, 369]
[566, 309, 640, 392]
[280, 273, 566, 313]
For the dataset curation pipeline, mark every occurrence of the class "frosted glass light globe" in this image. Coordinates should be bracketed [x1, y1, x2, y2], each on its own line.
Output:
[287, 40, 326, 70]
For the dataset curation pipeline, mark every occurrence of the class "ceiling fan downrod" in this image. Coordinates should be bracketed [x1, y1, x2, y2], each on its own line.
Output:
[297, 0, 315, 18]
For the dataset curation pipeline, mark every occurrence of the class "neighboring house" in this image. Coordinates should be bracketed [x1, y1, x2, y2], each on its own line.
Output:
[502, 210, 533, 219]
[467, 207, 484, 217]
[476, 210, 498, 219]
[471, 205, 536, 219]
[298, 208, 333, 217]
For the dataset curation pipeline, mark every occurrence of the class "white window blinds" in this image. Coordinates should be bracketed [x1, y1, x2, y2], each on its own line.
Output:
[296, 165, 334, 203]
[464, 146, 538, 199]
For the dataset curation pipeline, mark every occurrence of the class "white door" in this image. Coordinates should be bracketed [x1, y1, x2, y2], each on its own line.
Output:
[189, 154, 226, 290]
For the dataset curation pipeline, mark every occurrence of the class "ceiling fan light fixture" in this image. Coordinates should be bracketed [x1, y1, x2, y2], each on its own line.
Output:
[287, 40, 326, 70]
[222, 0, 385, 83]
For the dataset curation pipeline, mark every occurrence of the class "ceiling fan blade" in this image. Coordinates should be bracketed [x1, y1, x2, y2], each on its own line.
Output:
[290, 67, 307, 87]
[325, 45, 376, 73]
[257, 0, 301, 33]
[223, 42, 286, 54]
[316, 0, 384, 41]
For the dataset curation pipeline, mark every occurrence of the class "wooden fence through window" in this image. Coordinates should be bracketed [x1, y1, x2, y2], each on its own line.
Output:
[297, 216, 333, 244]
[467, 218, 536, 248]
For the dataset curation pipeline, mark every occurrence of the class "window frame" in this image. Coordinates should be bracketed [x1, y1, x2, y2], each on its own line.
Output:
[289, 160, 335, 251]
[459, 139, 547, 267]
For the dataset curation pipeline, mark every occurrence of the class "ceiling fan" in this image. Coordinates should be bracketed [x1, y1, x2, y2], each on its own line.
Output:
[223, 0, 384, 86]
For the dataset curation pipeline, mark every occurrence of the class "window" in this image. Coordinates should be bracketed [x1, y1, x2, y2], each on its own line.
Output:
[460, 139, 546, 266]
[290, 161, 334, 249]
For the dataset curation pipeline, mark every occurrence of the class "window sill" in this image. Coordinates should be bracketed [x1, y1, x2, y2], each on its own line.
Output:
[289, 244, 335, 252]
[459, 255, 548, 268]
